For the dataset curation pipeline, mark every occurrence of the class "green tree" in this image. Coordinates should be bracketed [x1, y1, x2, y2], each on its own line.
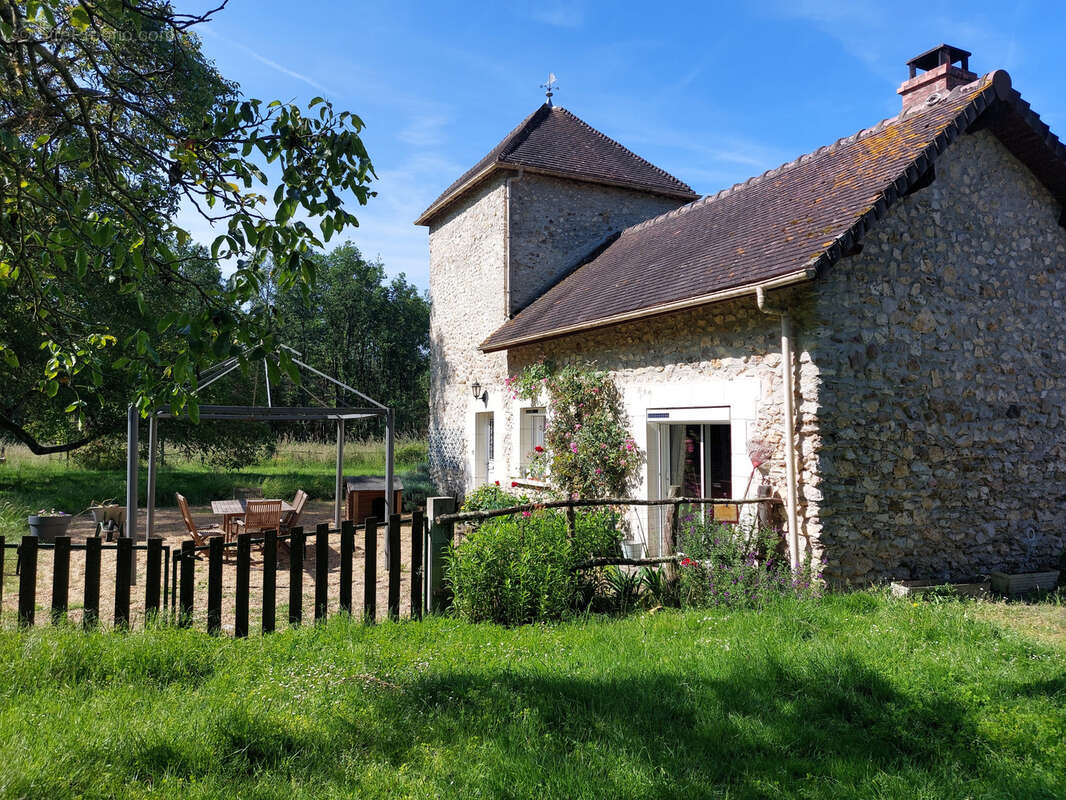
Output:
[272, 243, 429, 435]
[0, 1, 375, 452]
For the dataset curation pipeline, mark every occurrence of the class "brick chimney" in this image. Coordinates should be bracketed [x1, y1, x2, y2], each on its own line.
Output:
[898, 44, 978, 110]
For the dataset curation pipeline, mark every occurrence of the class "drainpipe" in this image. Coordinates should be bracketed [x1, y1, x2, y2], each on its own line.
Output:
[503, 167, 524, 319]
[756, 286, 801, 572]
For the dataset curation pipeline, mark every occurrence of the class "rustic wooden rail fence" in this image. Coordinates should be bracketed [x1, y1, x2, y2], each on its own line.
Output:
[2, 511, 426, 635]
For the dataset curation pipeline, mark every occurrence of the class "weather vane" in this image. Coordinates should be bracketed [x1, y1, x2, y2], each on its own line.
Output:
[540, 73, 558, 106]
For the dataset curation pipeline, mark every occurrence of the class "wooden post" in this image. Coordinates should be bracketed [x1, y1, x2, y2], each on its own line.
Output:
[262, 530, 277, 634]
[410, 510, 424, 621]
[425, 497, 455, 613]
[178, 540, 194, 628]
[145, 537, 162, 617]
[363, 517, 377, 623]
[114, 537, 132, 628]
[387, 513, 401, 621]
[84, 536, 101, 628]
[289, 526, 304, 626]
[565, 505, 576, 541]
[0, 536, 4, 615]
[51, 535, 71, 622]
[207, 536, 223, 634]
[235, 533, 250, 638]
[124, 404, 138, 586]
[315, 523, 329, 622]
[17, 535, 37, 627]
[339, 520, 354, 615]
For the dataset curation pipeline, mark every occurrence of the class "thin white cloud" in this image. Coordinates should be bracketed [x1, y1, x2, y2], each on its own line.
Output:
[200, 27, 339, 96]
[529, 2, 584, 28]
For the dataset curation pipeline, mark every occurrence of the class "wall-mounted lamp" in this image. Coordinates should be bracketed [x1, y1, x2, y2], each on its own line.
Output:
[471, 380, 487, 405]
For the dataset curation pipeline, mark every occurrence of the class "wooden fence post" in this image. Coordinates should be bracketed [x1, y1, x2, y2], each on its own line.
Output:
[289, 527, 305, 626]
[145, 538, 162, 618]
[363, 517, 377, 623]
[178, 540, 195, 628]
[262, 530, 277, 634]
[51, 536, 71, 623]
[425, 497, 455, 613]
[114, 537, 132, 628]
[207, 536, 223, 634]
[314, 523, 329, 622]
[84, 536, 101, 629]
[387, 513, 401, 621]
[17, 535, 37, 628]
[339, 520, 354, 615]
[410, 510, 424, 621]
[0, 536, 4, 616]
[235, 533, 250, 638]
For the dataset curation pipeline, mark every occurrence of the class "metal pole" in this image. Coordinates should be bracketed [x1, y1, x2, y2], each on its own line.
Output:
[146, 414, 158, 539]
[125, 405, 139, 584]
[384, 409, 395, 560]
[334, 418, 345, 530]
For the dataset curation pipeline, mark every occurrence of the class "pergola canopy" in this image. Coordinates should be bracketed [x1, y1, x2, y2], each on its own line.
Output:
[125, 345, 395, 558]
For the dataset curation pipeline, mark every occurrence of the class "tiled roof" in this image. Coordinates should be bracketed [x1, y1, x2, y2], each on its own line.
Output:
[482, 71, 1066, 351]
[415, 104, 698, 225]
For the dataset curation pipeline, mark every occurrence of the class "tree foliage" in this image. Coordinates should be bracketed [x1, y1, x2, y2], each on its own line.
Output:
[0, 0, 375, 453]
[270, 243, 429, 436]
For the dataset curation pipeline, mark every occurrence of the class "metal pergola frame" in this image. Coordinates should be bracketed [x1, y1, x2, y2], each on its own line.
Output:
[125, 347, 395, 568]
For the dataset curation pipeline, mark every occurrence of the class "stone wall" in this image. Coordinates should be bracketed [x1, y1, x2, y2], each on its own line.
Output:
[809, 129, 1066, 584]
[427, 176, 510, 494]
[508, 175, 684, 313]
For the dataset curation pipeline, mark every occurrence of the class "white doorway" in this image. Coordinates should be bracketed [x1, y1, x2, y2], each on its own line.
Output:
[646, 408, 732, 555]
[473, 411, 495, 487]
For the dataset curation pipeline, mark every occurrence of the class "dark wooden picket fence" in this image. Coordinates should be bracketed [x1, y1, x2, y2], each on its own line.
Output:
[2, 511, 426, 635]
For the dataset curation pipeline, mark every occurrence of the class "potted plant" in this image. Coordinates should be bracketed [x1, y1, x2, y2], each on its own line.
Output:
[27, 509, 73, 543]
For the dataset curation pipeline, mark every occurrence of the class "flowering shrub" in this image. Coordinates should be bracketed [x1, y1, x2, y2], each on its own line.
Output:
[507, 361, 642, 498]
[445, 509, 621, 625]
[676, 515, 821, 608]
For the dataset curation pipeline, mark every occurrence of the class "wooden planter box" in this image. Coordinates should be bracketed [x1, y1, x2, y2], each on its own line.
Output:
[890, 579, 990, 599]
[989, 571, 1061, 596]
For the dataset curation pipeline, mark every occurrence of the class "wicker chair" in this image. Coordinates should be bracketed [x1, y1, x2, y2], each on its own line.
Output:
[280, 489, 308, 535]
[176, 493, 227, 546]
[236, 499, 283, 538]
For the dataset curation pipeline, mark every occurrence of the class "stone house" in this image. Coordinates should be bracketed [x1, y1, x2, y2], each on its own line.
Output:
[416, 45, 1066, 585]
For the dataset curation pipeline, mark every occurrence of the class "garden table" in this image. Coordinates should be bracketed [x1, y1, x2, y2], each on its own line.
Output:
[210, 498, 293, 537]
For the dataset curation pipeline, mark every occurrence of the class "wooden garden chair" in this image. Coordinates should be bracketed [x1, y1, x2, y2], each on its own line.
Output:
[235, 499, 283, 539]
[279, 489, 308, 535]
[176, 493, 228, 546]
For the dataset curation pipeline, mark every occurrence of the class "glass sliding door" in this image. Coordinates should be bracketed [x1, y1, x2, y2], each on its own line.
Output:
[654, 422, 732, 554]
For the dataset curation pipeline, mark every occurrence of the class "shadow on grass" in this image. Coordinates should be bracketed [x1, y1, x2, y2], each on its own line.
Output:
[91, 650, 1063, 799]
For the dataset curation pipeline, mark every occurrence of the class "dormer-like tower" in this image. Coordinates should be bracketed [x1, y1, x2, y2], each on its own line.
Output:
[417, 101, 697, 493]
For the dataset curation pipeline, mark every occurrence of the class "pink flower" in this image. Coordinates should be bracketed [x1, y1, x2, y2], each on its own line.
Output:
[570, 442, 578, 453]
[521, 511, 531, 518]
[595, 468, 602, 475]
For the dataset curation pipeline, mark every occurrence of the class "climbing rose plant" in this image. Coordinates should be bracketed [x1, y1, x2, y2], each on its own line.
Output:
[507, 362, 642, 498]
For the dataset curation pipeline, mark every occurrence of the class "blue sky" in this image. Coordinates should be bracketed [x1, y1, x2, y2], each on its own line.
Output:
[182, 0, 1066, 291]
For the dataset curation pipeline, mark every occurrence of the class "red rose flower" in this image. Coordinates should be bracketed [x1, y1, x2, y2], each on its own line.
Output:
[511, 481, 518, 488]
[534, 445, 544, 453]
[494, 480, 500, 486]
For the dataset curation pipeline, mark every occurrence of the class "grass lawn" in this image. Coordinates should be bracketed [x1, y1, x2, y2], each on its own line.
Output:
[0, 593, 1063, 799]
[0, 439, 428, 530]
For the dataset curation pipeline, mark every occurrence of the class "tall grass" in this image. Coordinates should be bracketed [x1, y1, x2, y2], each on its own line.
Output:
[0, 594, 1062, 799]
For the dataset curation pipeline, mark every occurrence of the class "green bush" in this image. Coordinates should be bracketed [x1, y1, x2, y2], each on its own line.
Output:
[446, 509, 620, 625]
[677, 516, 820, 608]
